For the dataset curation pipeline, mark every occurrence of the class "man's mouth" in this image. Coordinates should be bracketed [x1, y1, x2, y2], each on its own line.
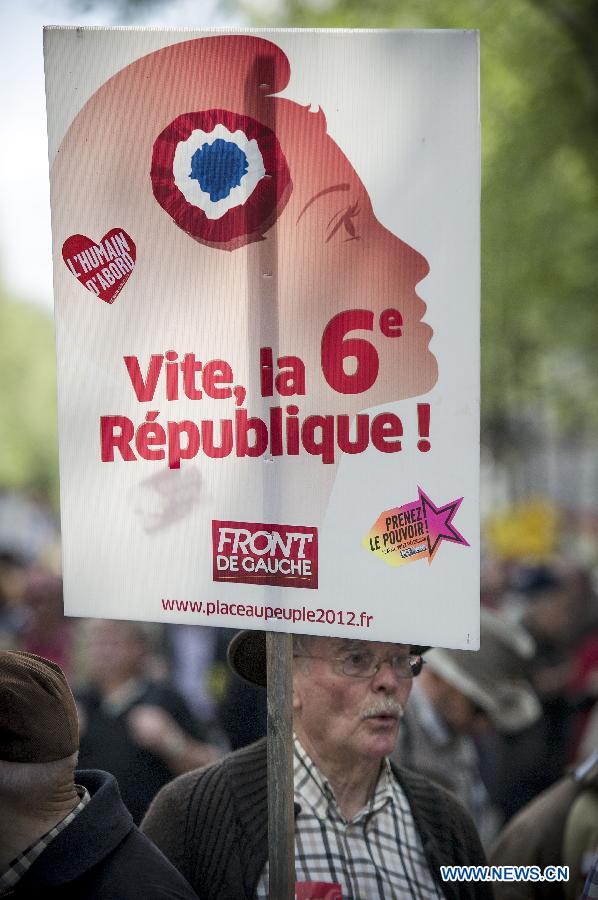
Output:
[367, 713, 397, 724]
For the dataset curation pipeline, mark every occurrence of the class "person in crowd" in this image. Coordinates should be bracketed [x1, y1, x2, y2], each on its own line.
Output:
[75, 619, 221, 823]
[142, 630, 492, 900]
[582, 855, 598, 900]
[490, 750, 598, 900]
[0, 551, 27, 651]
[521, 569, 583, 786]
[396, 609, 542, 845]
[578, 701, 598, 761]
[0, 649, 199, 898]
[165, 625, 234, 751]
[215, 627, 267, 751]
[566, 567, 598, 760]
[166, 624, 225, 723]
[16, 569, 75, 678]
[218, 664, 267, 751]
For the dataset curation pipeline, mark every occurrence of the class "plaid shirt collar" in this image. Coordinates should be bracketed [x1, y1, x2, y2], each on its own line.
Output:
[293, 734, 393, 824]
[0, 785, 91, 895]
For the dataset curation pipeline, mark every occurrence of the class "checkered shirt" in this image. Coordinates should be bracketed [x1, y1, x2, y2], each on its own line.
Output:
[256, 737, 444, 900]
[0, 785, 90, 895]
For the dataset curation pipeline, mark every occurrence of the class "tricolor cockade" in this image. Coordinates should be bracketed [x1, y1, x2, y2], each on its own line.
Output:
[150, 109, 291, 251]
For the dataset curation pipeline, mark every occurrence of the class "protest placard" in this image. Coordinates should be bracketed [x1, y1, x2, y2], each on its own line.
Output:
[45, 28, 479, 649]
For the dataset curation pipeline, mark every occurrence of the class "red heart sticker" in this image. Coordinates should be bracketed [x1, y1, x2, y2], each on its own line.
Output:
[62, 229, 136, 305]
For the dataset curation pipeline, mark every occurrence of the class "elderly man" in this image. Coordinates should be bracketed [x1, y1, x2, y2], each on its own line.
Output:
[0, 649, 199, 898]
[142, 631, 491, 900]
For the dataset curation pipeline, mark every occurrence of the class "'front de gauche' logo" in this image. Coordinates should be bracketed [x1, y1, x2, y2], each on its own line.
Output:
[212, 520, 318, 589]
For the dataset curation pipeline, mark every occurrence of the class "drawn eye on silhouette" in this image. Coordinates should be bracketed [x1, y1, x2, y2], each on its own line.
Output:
[150, 109, 292, 251]
[326, 202, 361, 243]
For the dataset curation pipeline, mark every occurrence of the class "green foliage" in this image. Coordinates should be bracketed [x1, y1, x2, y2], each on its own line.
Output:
[0, 292, 59, 507]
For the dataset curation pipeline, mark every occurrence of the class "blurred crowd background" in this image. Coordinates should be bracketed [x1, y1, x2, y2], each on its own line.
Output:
[1, 0, 597, 892]
[1, 503, 597, 834]
[2, 499, 598, 893]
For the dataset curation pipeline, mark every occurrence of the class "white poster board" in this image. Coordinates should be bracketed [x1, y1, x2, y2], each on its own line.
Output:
[45, 28, 479, 649]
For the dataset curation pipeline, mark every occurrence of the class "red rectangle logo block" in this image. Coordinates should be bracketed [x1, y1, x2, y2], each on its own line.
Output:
[295, 883, 342, 900]
[212, 520, 318, 589]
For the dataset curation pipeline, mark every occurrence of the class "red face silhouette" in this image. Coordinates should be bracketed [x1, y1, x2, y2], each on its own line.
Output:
[55, 35, 437, 415]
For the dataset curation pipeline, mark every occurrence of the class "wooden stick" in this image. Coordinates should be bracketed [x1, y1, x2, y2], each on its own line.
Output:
[267, 631, 295, 900]
[244, 52, 294, 900]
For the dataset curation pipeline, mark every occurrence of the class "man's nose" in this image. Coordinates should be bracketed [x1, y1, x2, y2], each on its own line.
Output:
[371, 659, 401, 692]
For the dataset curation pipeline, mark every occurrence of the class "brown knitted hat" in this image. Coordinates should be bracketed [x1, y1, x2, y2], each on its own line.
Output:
[0, 650, 79, 763]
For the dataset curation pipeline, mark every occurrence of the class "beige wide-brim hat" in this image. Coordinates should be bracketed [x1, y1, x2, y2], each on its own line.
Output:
[227, 629, 430, 687]
[424, 609, 541, 733]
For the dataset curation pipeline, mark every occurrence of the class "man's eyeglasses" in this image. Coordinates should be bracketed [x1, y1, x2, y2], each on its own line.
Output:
[293, 650, 424, 679]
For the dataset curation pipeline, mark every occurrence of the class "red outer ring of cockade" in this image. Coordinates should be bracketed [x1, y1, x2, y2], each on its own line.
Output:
[150, 109, 292, 250]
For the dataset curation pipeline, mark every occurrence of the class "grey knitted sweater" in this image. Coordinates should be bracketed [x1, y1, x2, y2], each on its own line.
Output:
[141, 738, 492, 900]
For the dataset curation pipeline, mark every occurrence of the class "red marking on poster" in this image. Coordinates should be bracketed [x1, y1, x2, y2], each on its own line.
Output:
[213, 519, 318, 588]
[417, 403, 431, 452]
[295, 882, 342, 900]
[62, 229, 136, 304]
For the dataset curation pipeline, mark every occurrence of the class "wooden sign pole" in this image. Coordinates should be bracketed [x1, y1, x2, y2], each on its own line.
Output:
[245, 54, 295, 900]
[267, 632, 295, 899]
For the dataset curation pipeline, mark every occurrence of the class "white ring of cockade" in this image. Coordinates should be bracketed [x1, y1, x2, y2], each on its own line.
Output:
[173, 124, 266, 221]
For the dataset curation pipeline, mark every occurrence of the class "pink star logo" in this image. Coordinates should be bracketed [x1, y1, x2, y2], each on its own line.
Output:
[418, 487, 470, 562]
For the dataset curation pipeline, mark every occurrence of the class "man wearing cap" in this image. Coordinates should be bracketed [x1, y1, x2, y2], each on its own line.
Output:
[0, 649, 199, 898]
[142, 631, 492, 900]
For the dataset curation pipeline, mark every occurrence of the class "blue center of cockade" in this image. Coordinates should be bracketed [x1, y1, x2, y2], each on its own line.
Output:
[189, 139, 249, 202]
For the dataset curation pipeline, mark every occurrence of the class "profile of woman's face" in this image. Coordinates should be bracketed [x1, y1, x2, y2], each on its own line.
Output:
[52, 35, 437, 521]
[272, 101, 437, 413]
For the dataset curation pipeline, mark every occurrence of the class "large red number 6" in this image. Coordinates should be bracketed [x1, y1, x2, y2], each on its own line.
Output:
[321, 309, 379, 394]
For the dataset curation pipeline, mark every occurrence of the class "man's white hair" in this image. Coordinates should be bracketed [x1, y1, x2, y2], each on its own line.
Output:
[0, 752, 78, 797]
